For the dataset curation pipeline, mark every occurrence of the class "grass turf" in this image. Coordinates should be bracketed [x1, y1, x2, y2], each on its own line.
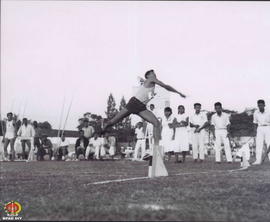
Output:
[0, 156, 270, 221]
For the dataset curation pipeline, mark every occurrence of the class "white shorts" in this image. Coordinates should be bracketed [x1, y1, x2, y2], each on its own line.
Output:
[5, 132, 15, 140]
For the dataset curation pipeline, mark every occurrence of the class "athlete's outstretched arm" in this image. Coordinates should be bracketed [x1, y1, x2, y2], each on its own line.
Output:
[150, 78, 186, 98]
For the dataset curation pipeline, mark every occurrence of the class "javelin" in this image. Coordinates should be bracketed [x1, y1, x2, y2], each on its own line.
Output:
[0, 113, 4, 138]
[61, 95, 74, 137]
[9, 99, 16, 113]
[57, 97, 66, 138]
[22, 100, 28, 118]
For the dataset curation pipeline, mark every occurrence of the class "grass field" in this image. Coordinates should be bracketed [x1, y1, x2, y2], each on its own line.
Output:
[1, 156, 270, 221]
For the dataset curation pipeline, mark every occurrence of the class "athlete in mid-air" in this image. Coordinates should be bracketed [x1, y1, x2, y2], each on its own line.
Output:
[102, 69, 186, 158]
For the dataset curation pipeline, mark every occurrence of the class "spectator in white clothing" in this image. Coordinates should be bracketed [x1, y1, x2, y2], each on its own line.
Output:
[211, 102, 232, 163]
[17, 118, 35, 160]
[190, 103, 208, 162]
[133, 122, 146, 161]
[55, 133, 70, 161]
[252, 99, 270, 165]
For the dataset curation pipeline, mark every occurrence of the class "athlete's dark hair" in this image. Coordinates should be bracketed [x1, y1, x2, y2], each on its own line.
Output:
[214, 102, 222, 107]
[194, 103, 201, 107]
[178, 105, 185, 109]
[164, 107, 172, 113]
[7, 112, 13, 117]
[257, 99, 265, 105]
[145, 70, 154, 79]
[150, 104, 155, 107]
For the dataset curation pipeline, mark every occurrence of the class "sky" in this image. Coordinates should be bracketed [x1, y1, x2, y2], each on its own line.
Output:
[1, 1, 270, 130]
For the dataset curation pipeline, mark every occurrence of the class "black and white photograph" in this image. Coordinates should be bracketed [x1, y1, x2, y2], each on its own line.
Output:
[1, 0, 270, 221]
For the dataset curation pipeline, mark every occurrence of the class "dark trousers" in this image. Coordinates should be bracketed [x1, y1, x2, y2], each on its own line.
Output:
[21, 139, 31, 160]
[75, 147, 85, 158]
[57, 147, 69, 160]
[37, 147, 53, 160]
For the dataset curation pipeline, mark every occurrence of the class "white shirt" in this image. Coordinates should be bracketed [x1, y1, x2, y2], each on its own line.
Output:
[58, 138, 70, 147]
[190, 112, 208, 128]
[253, 109, 270, 126]
[5, 120, 16, 139]
[89, 137, 102, 147]
[17, 124, 35, 139]
[135, 127, 145, 139]
[211, 112, 230, 129]
[82, 126, 95, 139]
[108, 136, 116, 146]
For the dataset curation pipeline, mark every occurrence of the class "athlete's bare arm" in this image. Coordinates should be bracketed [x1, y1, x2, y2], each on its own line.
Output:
[148, 77, 186, 98]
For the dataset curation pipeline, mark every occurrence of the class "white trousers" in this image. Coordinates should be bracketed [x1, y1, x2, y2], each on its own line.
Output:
[85, 145, 95, 159]
[192, 131, 205, 160]
[255, 126, 270, 163]
[133, 139, 146, 160]
[214, 130, 232, 162]
[109, 146, 116, 156]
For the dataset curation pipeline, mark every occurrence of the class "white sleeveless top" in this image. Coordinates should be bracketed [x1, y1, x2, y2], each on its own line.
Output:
[134, 85, 155, 104]
[5, 120, 16, 139]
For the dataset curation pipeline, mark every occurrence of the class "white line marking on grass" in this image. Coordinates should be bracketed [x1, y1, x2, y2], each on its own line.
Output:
[89, 176, 149, 185]
[228, 166, 250, 172]
[128, 203, 177, 211]
[87, 168, 247, 185]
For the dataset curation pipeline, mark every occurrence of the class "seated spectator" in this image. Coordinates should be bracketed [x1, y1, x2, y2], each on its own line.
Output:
[87, 132, 102, 160]
[38, 134, 53, 160]
[55, 133, 69, 161]
[75, 130, 89, 160]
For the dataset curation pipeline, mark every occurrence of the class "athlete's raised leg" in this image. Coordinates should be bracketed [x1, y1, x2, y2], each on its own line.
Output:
[103, 108, 132, 130]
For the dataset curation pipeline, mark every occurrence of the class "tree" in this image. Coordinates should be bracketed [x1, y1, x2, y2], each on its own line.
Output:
[105, 93, 118, 128]
[118, 96, 131, 130]
[39, 121, 52, 130]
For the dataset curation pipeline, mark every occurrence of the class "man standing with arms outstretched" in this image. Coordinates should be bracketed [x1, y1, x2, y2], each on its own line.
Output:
[253, 99, 270, 165]
[102, 70, 186, 169]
